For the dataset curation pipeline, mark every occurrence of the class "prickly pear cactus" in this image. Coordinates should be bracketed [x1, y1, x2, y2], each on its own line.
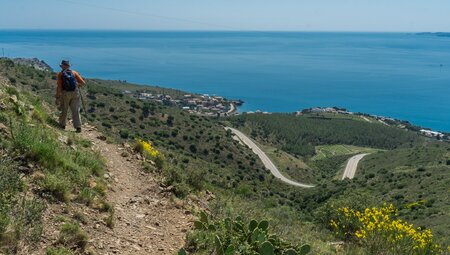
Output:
[259, 241, 275, 255]
[299, 244, 311, 255]
[225, 245, 235, 255]
[283, 248, 298, 255]
[184, 211, 311, 255]
[224, 217, 232, 231]
[215, 235, 224, 255]
[252, 228, 267, 243]
[249, 219, 258, 232]
[258, 220, 269, 231]
[194, 220, 206, 230]
[200, 211, 209, 224]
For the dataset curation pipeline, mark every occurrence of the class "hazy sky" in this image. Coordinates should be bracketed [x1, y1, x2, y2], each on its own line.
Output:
[1, 0, 449, 31]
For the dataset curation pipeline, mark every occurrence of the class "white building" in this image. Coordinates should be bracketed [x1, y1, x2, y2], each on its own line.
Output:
[420, 129, 444, 138]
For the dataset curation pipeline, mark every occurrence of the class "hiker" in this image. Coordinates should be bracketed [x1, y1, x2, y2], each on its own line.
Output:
[55, 60, 86, 133]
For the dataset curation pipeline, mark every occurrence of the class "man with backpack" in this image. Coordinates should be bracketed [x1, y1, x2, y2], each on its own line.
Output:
[56, 60, 86, 133]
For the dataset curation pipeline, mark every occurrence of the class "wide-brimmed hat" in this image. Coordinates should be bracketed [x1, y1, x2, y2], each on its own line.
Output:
[60, 60, 71, 67]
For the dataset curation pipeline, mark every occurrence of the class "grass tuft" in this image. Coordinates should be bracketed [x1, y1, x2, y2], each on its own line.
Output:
[46, 246, 74, 255]
[57, 223, 88, 250]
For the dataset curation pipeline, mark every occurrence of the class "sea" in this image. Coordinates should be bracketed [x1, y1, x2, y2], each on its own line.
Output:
[1, 30, 449, 131]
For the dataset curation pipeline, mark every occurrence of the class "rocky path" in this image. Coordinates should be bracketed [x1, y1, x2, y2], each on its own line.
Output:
[80, 126, 191, 255]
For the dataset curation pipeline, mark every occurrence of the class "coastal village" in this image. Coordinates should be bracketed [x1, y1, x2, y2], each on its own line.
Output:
[126, 89, 243, 117]
[128, 88, 450, 141]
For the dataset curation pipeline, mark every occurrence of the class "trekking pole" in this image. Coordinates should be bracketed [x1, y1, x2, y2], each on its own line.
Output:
[78, 87, 88, 118]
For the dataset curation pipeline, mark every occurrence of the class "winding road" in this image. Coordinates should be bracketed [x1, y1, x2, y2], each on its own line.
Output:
[341, 153, 369, 180]
[226, 127, 315, 188]
[226, 127, 369, 188]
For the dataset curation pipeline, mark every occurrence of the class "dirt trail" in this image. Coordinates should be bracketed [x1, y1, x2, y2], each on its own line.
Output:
[79, 125, 191, 255]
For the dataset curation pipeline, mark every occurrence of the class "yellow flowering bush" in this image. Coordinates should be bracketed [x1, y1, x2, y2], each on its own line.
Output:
[135, 139, 164, 168]
[331, 204, 442, 254]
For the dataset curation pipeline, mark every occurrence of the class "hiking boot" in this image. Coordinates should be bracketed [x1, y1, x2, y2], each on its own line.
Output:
[76, 128, 82, 133]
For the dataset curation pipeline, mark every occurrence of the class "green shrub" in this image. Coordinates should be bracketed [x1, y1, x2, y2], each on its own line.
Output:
[97, 200, 113, 213]
[93, 181, 108, 196]
[73, 212, 88, 225]
[0, 195, 44, 252]
[101, 122, 112, 128]
[186, 169, 206, 191]
[12, 121, 105, 201]
[58, 223, 88, 250]
[189, 144, 197, 153]
[0, 210, 9, 237]
[16, 199, 45, 243]
[417, 167, 426, 172]
[119, 129, 129, 139]
[167, 115, 174, 126]
[173, 182, 190, 198]
[105, 211, 115, 229]
[41, 174, 71, 202]
[0, 159, 22, 236]
[78, 139, 92, 148]
[73, 150, 104, 178]
[154, 155, 164, 169]
[76, 188, 96, 205]
[46, 247, 74, 255]
[13, 122, 60, 167]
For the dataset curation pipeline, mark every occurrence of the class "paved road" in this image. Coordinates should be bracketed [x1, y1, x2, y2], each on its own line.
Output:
[225, 127, 315, 188]
[341, 153, 369, 180]
[226, 103, 236, 115]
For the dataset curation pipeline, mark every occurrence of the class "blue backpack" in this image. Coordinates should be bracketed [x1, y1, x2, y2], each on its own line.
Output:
[62, 70, 78, 91]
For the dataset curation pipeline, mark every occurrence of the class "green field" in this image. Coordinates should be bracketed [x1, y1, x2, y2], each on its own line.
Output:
[259, 142, 315, 184]
[229, 112, 425, 157]
[312, 144, 381, 161]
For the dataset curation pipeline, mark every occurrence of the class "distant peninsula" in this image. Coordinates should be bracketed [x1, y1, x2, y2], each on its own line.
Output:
[4, 57, 54, 72]
[416, 32, 450, 37]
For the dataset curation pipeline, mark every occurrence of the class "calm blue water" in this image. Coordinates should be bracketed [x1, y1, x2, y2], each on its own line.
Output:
[1, 30, 449, 131]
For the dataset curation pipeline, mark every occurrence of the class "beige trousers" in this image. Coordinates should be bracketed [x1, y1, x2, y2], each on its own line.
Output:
[59, 90, 81, 129]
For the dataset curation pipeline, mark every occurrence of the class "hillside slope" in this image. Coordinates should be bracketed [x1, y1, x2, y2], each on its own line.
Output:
[228, 112, 450, 247]
[0, 67, 191, 254]
[0, 59, 331, 254]
[2, 58, 448, 254]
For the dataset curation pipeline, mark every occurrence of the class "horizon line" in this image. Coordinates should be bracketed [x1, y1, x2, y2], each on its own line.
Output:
[0, 28, 448, 33]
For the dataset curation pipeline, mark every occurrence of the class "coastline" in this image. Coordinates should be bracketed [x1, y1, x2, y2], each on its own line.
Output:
[6, 57, 450, 136]
[2, 30, 450, 131]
